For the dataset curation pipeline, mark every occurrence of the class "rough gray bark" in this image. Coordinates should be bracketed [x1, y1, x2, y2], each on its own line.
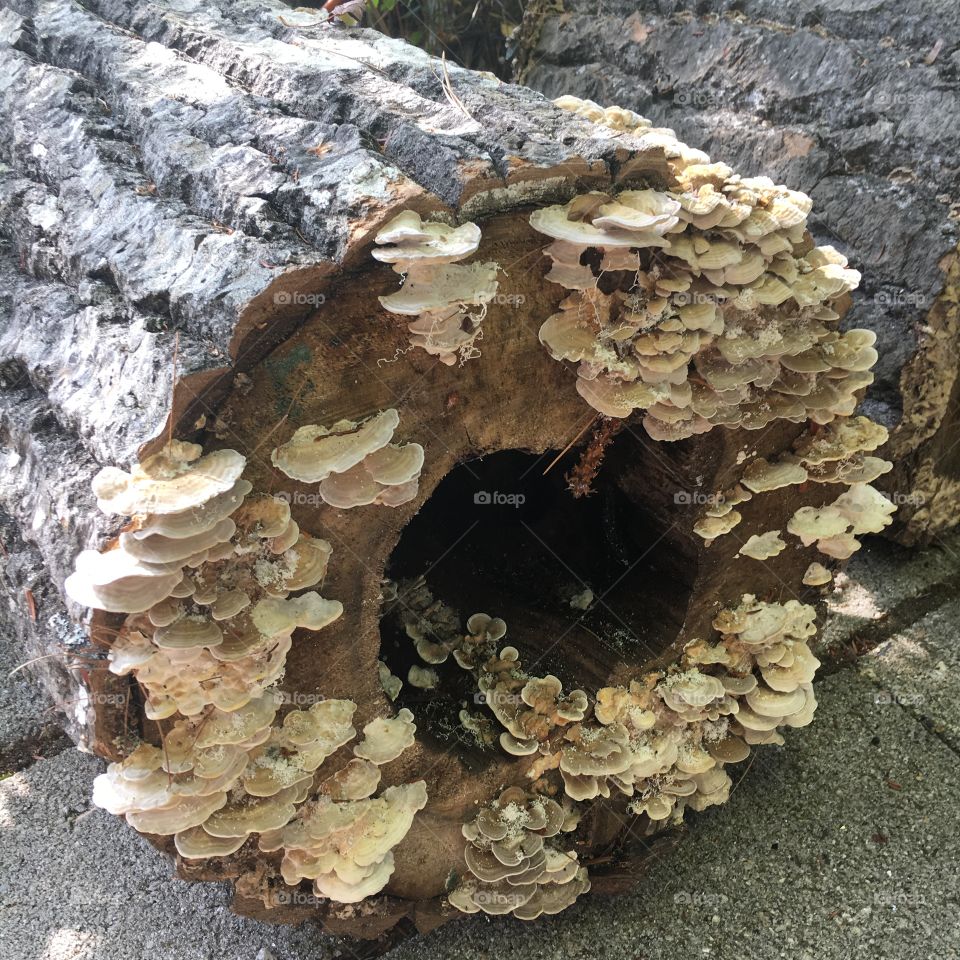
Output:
[516, 0, 960, 544]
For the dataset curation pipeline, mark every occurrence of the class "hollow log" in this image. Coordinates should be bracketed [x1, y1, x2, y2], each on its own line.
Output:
[0, 0, 894, 944]
[515, 0, 960, 545]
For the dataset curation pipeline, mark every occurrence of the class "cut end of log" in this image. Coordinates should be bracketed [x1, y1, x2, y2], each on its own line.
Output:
[0, 0, 903, 942]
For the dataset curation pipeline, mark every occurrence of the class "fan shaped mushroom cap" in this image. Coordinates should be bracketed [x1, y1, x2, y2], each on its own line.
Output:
[372, 214, 481, 264]
[787, 505, 850, 545]
[251, 592, 343, 638]
[120, 518, 236, 565]
[738, 530, 787, 560]
[741, 458, 808, 493]
[202, 785, 303, 838]
[282, 535, 334, 591]
[530, 201, 672, 249]
[174, 826, 247, 860]
[833, 483, 897, 535]
[153, 617, 223, 651]
[364, 443, 425, 486]
[126, 792, 229, 836]
[194, 691, 282, 748]
[793, 416, 888, 465]
[208, 589, 251, 621]
[243, 701, 356, 797]
[271, 410, 399, 483]
[321, 759, 382, 801]
[745, 684, 807, 718]
[802, 562, 833, 586]
[379, 262, 498, 314]
[706, 735, 750, 764]
[353, 708, 417, 764]
[816, 532, 862, 559]
[65, 549, 182, 614]
[693, 510, 742, 542]
[93, 443, 246, 516]
[761, 641, 820, 692]
[233, 494, 291, 539]
[576, 376, 670, 418]
[277, 781, 427, 901]
[592, 190, 681, 234]
[132, 479, 252, 540]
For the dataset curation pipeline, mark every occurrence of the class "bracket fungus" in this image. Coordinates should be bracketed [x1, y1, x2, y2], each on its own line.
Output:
[528, 163, 872, 443]
[271, 410, 423, 509]
[373, 212, 499, 365]
[61, 82, 898, 940]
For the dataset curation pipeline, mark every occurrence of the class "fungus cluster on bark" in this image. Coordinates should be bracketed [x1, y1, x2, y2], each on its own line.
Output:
[0, 0, 907, 945]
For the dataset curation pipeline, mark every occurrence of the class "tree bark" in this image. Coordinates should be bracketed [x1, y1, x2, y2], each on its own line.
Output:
[516, 0, 960, 545]
[0, 0, 887, 944]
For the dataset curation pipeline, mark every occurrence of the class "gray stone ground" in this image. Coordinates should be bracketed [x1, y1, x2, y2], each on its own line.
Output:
[3, 533, 960, 960]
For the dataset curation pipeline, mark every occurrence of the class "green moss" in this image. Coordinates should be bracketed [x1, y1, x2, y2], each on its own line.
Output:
[264, 344, 313, 417]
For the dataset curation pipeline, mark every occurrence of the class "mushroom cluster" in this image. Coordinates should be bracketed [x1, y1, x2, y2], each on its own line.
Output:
[68, 444, 343, 719]
[372, 211, 499, 365]
[553, 95, 651, 135]
[69, 439, 428, 906]
[551, 594, 819, 822]
[263, 779, 428, 903]
[529, 161, 872, 440]
[390, 581, 589, 757]
[449, 787, 589, 919]
[787, 483, 896, 559]
[692, 415, 895, 551]
[390, 577, 821, 885]
[271, 409, 424, 509]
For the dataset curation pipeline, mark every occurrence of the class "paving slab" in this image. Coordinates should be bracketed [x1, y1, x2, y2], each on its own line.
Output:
[2, 670, 958, 960]
[820, 529, 960, 654]
[0, 748, 333, 960]
[860, 595, 960, 753]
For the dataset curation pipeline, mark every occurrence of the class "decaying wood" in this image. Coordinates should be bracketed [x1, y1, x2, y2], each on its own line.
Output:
[0, 0, 883, 944]
[515, 0, 960, 544]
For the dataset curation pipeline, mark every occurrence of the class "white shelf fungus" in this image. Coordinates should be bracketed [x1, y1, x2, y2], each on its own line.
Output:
[787, 483, 896, 558]
[529, 170, 870, 440]
[802, 562, 834, 586]
[74, 439, 429, 905]
[353, 708, 417, 765]
[737, 529, 787, 560]
[373, 212, 499, 365]
[271, 410, 423, 509]
[449, 787, 589, 920]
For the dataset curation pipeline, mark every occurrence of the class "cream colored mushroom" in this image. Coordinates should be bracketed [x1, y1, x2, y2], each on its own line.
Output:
[353, 708, 417, 764]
